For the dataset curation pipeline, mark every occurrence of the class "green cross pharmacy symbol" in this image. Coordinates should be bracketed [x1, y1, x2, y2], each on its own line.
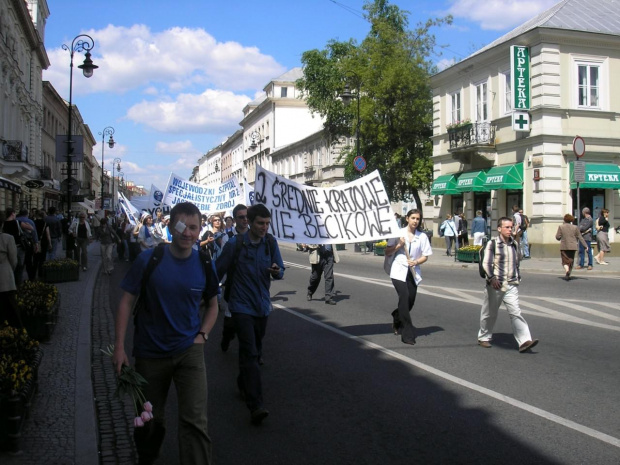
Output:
[515, 113, 528, 130]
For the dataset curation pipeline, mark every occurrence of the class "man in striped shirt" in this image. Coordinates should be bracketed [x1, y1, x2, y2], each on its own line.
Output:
[478, 217, 539, 353]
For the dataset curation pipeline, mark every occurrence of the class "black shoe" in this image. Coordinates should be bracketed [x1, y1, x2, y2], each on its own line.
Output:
[251, 407, 269, 425]
[325, 299, 336, 305]
[307, 293, 312, 301]
[391, 309, 401, 335]
[402, 339, 416, 346]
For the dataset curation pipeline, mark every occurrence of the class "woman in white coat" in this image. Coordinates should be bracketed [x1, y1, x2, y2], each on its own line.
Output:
[385, 209, 433, 345]
[440, 214, 458, 256]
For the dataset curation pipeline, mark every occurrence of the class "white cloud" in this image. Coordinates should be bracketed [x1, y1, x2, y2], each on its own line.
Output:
[44, 24, 287, 96]
[155, 140, 202, 157]
[447, 0, 559, 31]
[126, 89, 250, 133]
[436, 58, 457, 71]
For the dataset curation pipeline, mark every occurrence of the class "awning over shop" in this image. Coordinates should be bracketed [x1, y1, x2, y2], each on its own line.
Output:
[570, 162, 620, 189]
[430, 174, 458, 195]
[483, 163, 523, 191]
[0, 176, 22, 194]
[455, 170, 487, 192]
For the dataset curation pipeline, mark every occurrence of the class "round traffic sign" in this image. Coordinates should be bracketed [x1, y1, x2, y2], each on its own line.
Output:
[573, 136, 586, 158]
[353, 155, 366, 172]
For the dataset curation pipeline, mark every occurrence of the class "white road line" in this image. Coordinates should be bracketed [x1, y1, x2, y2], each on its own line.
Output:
[275, 303, 620, 449]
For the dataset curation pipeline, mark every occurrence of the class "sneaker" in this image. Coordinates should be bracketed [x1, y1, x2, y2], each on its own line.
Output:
[575, 266, 583, 270]
[307, 293, 312, 301]
[251, 407, 269, 425]
[587, 266, 593, 270]
[518, 339, 539, 353]
[478, 340, 492, 348]
[600, 261, 609, 265]
[325, 299, 336, 305]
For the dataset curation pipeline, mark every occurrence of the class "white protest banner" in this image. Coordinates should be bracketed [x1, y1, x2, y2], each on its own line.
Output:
[118, 192, 140, 225]
[253, 166, 400, 244]
[244, 177, 255, 206]
[130, 184, 171, 216]
[163, 173, 242, 213]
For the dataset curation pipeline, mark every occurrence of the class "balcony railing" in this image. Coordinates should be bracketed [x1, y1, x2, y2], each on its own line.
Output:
[1, 140, 29, 162]
[448, 122, 495, 150]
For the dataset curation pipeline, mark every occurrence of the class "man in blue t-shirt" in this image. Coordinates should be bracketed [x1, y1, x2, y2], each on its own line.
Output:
[113, 202, 219, 465]
[216, 203, 284, 426]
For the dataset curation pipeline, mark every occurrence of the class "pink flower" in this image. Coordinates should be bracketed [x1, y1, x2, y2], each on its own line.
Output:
[141, 411, 153, 422]
[134, 417, 145, 428]
[143, 401, 153, 413]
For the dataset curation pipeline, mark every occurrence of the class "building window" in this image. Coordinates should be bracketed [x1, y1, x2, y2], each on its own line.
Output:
[450, 92, 461, 124]
[504, 71, 512, 113]
[280, 87, 288, 98]
[475, 82, 488, 122]
[578, 64, 599, 108]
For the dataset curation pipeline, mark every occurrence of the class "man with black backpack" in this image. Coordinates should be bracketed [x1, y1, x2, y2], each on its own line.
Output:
[216, 203, 284, 426]
[113, 202, 219, 465]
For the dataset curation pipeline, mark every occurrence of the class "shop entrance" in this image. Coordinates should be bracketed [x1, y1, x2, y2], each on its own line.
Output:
[474, 192, 491, 236]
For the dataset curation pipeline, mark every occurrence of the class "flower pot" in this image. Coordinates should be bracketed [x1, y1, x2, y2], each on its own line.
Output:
[456, 250, 479, 263]
[374, 246, 386, 256]
[40, 265, 79, 283]
[22, 296, 60, 343]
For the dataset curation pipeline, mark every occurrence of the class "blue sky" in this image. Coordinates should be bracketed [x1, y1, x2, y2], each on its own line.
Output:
[42, 0, 559, 190]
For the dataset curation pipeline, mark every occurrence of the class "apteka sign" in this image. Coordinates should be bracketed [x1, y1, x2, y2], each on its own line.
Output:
[510, 45, 530, 110]
[253, 166, 400, 244]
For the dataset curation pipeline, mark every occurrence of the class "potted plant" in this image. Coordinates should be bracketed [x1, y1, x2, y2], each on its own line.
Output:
[456, 245, 483, 263]
[40, 258, 79, 283]
[0, 323, 42, 454]
[374, 240, 388, 256]
[16, 281, 60, 342]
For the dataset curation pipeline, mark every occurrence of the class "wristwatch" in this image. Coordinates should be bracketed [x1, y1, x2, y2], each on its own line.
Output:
[198, 331, 208, 341]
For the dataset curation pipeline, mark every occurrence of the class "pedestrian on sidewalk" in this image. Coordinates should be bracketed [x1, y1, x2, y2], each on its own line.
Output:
[216, 204, 285, 426]
[45, 206, 62, 261]
[478, 216, 538, 353]
[471, 210, 486, 246]
[99, 217, 120, 275]
[577, 207, 594, 270]
[439, 214, 457, 256]
[0, 212, 21, 328]
[69, 213, 92, 271]
[556, 213, 588, 281]
[306, 243, 339, 305]
[385, 209, 432, 346]
[113, 202, 219, 465]
[595, 209, 611, 265]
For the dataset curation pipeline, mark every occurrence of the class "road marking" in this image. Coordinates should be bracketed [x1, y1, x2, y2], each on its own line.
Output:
[275, 303, 620, 449]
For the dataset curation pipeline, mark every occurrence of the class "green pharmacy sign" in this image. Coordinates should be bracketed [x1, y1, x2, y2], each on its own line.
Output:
[510, 46, 530, 110]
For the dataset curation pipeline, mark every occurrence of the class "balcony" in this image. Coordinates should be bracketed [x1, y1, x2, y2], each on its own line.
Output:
[448, 122, 495, 151]
[1, 140, 33, 177]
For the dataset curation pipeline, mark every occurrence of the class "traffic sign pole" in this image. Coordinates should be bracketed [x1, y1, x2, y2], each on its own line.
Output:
[573, 136, 586, 223]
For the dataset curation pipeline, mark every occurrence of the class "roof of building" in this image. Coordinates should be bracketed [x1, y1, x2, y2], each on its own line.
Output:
[272, 67, 303, 82]
[472, 0, 620, 58]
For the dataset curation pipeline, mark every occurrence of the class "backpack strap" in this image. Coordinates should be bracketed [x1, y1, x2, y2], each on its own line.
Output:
[134, 243, 166, 315]
[223, 235, 245, 302]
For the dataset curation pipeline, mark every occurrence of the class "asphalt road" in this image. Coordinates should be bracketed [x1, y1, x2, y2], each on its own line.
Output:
[109, 246, 620, 464]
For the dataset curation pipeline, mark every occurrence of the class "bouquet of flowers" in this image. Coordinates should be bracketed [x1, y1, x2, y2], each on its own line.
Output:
[0, 323, 40, 398]
[101, 344, 153, 427]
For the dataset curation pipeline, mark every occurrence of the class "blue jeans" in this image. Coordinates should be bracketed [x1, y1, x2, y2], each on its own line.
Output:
[578, 241, 593, 267]
[520, 230, 530, 258]
[134, 343, 212, 464]
[47, 237, 59, 261]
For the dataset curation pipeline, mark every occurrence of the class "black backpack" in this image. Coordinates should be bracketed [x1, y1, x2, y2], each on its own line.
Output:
[520, 214, 529, 231]
[133, 243, 217, 316]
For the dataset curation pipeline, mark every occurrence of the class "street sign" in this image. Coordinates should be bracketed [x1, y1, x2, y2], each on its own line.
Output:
[353, 155, 367, 172]
[573, 136, 586, 158]
[24, 180, 44, 189]
[512, 111, 530, 132]
[55, 135, 85, 163]
[573, 160, 586, 183]
[60, 178, 80, 195]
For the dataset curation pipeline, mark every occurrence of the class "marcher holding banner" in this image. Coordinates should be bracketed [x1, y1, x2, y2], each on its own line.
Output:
[384, 209, 432, 346]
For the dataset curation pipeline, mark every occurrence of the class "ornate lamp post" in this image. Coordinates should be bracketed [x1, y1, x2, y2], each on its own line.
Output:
[62, 34, 98, 215]
[99, 127, 115, 211]
[112, 158, 122, 211]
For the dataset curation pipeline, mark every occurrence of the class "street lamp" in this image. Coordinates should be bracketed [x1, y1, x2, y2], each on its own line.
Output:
[340, 74, 362, 167]
[99, 127, 115, 211]
[249, 129, 262, 161]
[112, 158, 122, 211]
[62, 34, 98, 215]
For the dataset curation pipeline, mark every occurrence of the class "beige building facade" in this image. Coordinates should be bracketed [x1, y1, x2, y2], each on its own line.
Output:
[430, 0, 620, 256]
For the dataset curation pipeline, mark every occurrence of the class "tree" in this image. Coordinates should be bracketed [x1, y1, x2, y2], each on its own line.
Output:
[297, 0, 451, 206]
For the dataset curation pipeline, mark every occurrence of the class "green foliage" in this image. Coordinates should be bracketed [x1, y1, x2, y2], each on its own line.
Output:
[297, 0, 452, 203]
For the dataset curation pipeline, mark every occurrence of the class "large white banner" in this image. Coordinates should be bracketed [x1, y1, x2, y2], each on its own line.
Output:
[163, 173, 243, 214]
[254, 166, 400, 244]
[118, 192, 140, 225]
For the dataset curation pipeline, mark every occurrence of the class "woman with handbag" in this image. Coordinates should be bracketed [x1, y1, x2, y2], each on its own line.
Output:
[555, 213, 588, 281]
[595, 209, 611, 265]
[440, 214, 458, 256]
[385, 209, 433, 345]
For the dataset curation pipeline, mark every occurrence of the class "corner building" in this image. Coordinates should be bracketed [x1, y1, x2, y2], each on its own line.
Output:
[430, 0, 619, 256]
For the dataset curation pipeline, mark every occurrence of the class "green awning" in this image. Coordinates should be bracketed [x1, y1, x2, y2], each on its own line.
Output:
[430, 174, 458, 195]
[570, 162, 620, 189]
[455, 170, 487, 192]
[483, 163, 523, 191]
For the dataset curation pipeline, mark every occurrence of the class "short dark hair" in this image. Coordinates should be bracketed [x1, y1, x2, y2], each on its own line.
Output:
[18, 209, 28, 217]
[497, 216, 513, 228]
[233, 204, 247, 219]
[248, 204, 270, 222]
[5, 208, 15, 217]
[48, 206, 57, 215]
[170, 202, 201, 227]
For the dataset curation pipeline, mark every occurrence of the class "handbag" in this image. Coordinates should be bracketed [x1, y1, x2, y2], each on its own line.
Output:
[17, 221, 34, 251]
